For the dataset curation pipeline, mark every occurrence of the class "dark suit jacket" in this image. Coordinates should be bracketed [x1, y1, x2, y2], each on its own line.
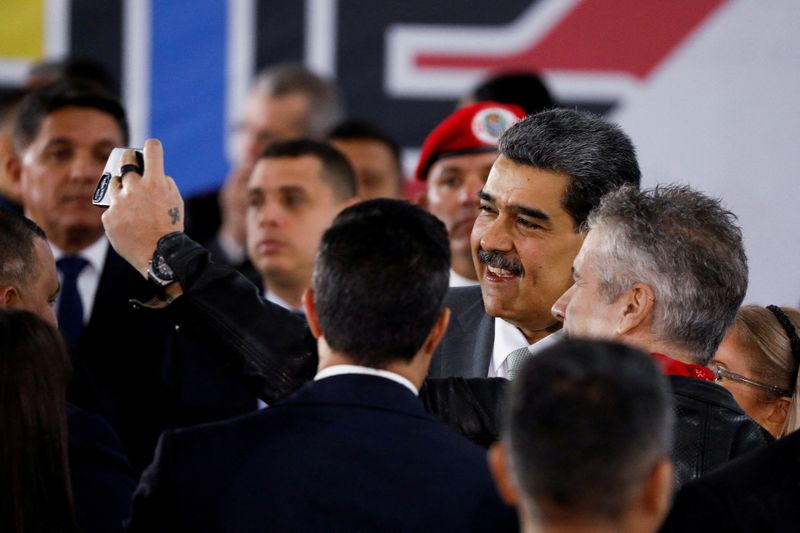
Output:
[67, 403, 135, 533]
[428, 285, 494, 378]
[67, 245, 257, 474]
[660, 428, 800, 532]
[128, 374, 518, 532]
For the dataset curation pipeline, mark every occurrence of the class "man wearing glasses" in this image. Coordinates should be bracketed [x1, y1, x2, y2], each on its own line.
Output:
[551, 184, 773, 487]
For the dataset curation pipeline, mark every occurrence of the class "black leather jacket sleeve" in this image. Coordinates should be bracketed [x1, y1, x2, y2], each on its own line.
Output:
[158, 232, 317, 404]
[156, 232, 506, 446]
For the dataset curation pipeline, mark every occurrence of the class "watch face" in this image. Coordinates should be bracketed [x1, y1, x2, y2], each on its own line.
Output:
[150, 253, 176, 284]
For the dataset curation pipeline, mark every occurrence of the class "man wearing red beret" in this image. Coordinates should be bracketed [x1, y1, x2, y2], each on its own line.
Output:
[416, 102, 525, 286]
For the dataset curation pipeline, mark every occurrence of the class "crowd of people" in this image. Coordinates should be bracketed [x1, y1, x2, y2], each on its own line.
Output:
[1, 57, 799, 532]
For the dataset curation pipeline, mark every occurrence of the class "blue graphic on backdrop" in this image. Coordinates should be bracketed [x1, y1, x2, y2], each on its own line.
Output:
[150, 0, 228, 196]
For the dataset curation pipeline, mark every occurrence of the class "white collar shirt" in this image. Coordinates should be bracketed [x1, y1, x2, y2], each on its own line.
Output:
[489, 320, 564, 378]
[449, 269, 480, 287]
[315, 364, 418, 396]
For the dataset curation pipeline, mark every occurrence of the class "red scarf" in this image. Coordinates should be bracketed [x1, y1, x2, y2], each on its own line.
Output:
[651, 352, 715, 381]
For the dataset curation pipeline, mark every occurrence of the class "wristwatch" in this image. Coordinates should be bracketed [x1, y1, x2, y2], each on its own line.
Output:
[147, 249, 177, 287]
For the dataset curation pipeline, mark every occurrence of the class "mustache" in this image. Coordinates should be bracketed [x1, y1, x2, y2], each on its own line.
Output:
[477, 249, 524, 276]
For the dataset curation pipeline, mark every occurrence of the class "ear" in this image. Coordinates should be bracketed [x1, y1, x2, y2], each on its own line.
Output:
[488, 442, 520, 506]
[302, 288, 322, 339]
[420, 307, 450, 357]
[414, 189, 428, 209]
[0, 285, 22, 308]
[616, 283, 655, 336]
[766, 396, 790, 427]
[639, 458, 674, 523]
[6, 152, 22, 186]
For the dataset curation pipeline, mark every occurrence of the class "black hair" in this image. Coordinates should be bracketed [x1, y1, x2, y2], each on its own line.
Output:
[0, 208, 47, 289]
[471, 71, 555, 115]
[14, 79, 129, 152]
[499, 108, 641, 230]
[327, 119, 403, 171]
[0, 308, 77, 533]
[260, 138, 357, 201]
[506, 339, 673, 522]
[312, 199, 450, 366]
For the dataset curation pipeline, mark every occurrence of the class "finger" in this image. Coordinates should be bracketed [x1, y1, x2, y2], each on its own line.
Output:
[106, 170, 123, 201]
[120, 163, 143, 178]
[120, 148, 141, 169]
[142, 138, 165, 181]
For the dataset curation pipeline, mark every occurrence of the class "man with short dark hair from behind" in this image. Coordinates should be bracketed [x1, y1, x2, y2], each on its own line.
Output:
[551, 184, 773, 486]
[327, 119, 405, 200]
[490, 338, 674, 533]
[127, 199, 517, 531]
[245, 139, 356, 312]
[0, 207, 134, 533]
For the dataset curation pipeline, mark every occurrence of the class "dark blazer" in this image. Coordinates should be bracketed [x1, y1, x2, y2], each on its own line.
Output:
[428, 285, 494, 378]
[669, 375, 773, 487]
[184, 188, 221, 248]
[660, 428, 800, 533]
[67, 403, 135, 533]
[67, 245, 257, 474]
[128, 374, 518, 532]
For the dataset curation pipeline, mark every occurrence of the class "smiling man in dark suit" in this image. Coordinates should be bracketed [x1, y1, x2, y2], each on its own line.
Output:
[428, 108, 642, 379]
[127, 199, 517, 532]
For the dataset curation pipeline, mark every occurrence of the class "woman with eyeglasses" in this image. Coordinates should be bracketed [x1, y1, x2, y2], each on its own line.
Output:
[709, 305, 800, 438]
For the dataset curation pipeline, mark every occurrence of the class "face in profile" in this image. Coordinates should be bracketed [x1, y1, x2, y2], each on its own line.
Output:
[17, 106, 122, 250]
[711, 326, 790, 437]
[245, 155, 346, 293]
[1, 236, 60, 327]
[471, 155, 584, 342]
[329, 138, 403, 200]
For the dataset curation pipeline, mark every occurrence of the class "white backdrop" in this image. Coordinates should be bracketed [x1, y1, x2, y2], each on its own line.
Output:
[611, 0, 800, 306]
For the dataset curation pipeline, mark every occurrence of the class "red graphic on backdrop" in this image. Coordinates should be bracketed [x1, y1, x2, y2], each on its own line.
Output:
[415, 0, 728, 80]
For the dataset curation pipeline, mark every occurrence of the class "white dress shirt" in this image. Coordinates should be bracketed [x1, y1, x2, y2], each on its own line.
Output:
[263, 289, 305, 314]
[315, 364, 418, 396]
[488, 320, 563, 378]
[51, 237, 108, 323]
[448, 269, 480, 287]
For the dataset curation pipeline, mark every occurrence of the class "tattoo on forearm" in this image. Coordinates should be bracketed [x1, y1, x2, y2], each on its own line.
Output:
[168, 207, 180, 225]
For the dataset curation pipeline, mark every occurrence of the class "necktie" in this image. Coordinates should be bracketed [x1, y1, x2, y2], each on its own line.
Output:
[506, 346, 532, 379]
[57, 256, 89, 349]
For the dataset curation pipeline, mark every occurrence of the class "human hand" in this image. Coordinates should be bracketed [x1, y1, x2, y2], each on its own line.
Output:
[101, 138, 184, 278]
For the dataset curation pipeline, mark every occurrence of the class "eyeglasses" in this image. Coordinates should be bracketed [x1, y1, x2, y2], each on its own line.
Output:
[709, 363, 792, 397]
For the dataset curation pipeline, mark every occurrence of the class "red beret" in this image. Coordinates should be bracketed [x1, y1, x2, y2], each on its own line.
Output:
[415, 101, 526, 181]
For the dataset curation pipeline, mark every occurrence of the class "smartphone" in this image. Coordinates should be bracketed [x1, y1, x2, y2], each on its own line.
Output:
[92, 147, 145, 207]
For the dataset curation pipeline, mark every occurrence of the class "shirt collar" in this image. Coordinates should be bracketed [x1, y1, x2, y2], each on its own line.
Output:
[263, 289, 304, 314]
[314, 364, 419, 396]
[491, 318, 530, 376]
[449, 269, 479, 287]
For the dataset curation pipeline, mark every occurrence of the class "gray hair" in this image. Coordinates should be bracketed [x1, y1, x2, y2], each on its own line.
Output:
[252, 63, 342, 139]
[499, 108, 641, 230]
[586, 184, 748, 364]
